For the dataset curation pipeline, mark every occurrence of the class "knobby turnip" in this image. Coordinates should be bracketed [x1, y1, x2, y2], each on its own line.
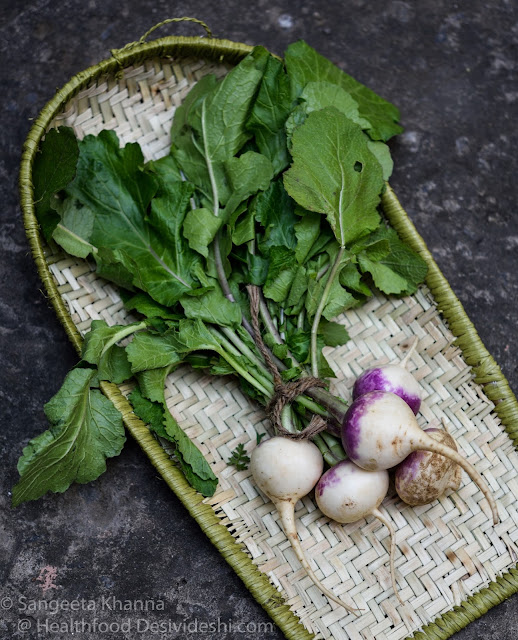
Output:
[395, 426, 462, 506]
[341, 391, 499, 524]
[315, 460, 403, 604]
[250, 437, 361, 613]
[352, 337, 421, 414]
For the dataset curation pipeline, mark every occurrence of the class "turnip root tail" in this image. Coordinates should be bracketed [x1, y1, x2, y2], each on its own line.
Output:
[399, 336, 419, 369]
[419, 433, 499, 524]
[274, 499, 362, 614]
[371, 508, 403, 606]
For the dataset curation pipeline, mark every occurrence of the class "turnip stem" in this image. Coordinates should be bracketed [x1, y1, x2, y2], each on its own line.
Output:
[274, 499, 361, 614]
[311, 246, 346, 377]
[313, 434, 339, 466]
[371, 508, 403, 606]
[321, 432, 346, 462]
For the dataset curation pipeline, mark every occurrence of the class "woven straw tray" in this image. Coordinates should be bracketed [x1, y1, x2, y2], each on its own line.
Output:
[19, 25, 518, 640]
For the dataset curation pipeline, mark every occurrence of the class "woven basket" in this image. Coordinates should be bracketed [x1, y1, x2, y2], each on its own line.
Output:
[19, 19, 518, 640]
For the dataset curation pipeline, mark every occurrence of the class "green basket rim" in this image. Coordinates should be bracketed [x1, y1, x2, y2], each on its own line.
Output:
[18, 32, 518, 640]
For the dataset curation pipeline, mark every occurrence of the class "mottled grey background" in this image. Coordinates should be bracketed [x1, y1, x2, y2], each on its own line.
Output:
[1, 1, 517, 639]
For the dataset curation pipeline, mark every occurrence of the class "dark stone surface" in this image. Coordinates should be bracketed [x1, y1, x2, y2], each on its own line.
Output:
[1, 1, 517, 639]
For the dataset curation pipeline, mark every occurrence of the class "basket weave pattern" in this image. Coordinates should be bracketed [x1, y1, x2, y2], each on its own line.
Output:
[42, 56, 518, 640]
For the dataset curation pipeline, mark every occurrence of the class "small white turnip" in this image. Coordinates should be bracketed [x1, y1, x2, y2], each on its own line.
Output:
[341, 391, 499, 524]
[315, 460, 403, 604]
[395, 426, 462, 506]
[250, 436, 361, 613]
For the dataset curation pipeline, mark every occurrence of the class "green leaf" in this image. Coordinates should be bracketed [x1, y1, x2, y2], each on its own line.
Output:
[183, 207, 223, 257]
[32, 127, 79, 240]
[135, 367, 173, 404]
[181, 285, 242, 329]
[232, 209, 255, 246]
[126, 330, 184, 373]
[81, 319, 144, 383]
[263, 247, 299, 302]
[122, 291, 180, 320]
[12, 368, 125, 506]
[67, 130, 200, 306]
[284, 108, 384, 247]
[51, 197, 95, 258]
[176, 319, 223, 354]
[227, 443, 250, 471]
[297, 81, 370, 129]
[129, 386, 166, 435]
[130, 387, 218, 497]
[164, 412, 218, 496]
[367, 140, 393, 181]
[306, 274, 356, 320]
[285, 40, 403, 141]
[294, 212, 321, 264]
[357, 226, 428, 295]
[253, 180, 297, 252]
[338, 262, 372, 297]
[222, 151, 274, 217]
[200, 47, 269, 165]
[318, 320, 350, 347]
[246, 54, 292, 175]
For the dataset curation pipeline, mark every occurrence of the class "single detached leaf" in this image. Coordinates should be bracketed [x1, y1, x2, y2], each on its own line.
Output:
[32, 127, 79, 240]
[285, 40, 403, 141]
[12, 368, 125, 506]
[284, 108, 384, 247]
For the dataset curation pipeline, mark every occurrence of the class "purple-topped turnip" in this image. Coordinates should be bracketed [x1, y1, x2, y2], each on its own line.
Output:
[250, 437, 361, 613]
[341, 391, 498, 524]
[352, 338, 421, 414]
[395, 426, 462, 506]
[315, 460, 402, 604]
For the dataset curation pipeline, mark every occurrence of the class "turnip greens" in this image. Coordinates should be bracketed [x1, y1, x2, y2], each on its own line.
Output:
[13, 41, 426, 506]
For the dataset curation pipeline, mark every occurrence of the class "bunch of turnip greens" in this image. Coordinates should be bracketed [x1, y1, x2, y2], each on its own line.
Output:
[13, 41, 427, 506]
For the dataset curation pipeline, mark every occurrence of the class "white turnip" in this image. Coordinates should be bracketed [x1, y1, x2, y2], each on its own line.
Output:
[250, 437, 361, 613]
[341, 391, 499, 524]
[315, 460, 403, 604]
[395, 426, 462, 506]
[352, 337, 421, 414]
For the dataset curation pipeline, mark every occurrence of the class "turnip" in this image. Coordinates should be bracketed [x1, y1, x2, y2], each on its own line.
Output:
[352, 337, 421, 414]
[341, 391, 499, 524]
[395, 426, 462, 506]
[250, 437, 361, 613]
[315, 460, 403, 604]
